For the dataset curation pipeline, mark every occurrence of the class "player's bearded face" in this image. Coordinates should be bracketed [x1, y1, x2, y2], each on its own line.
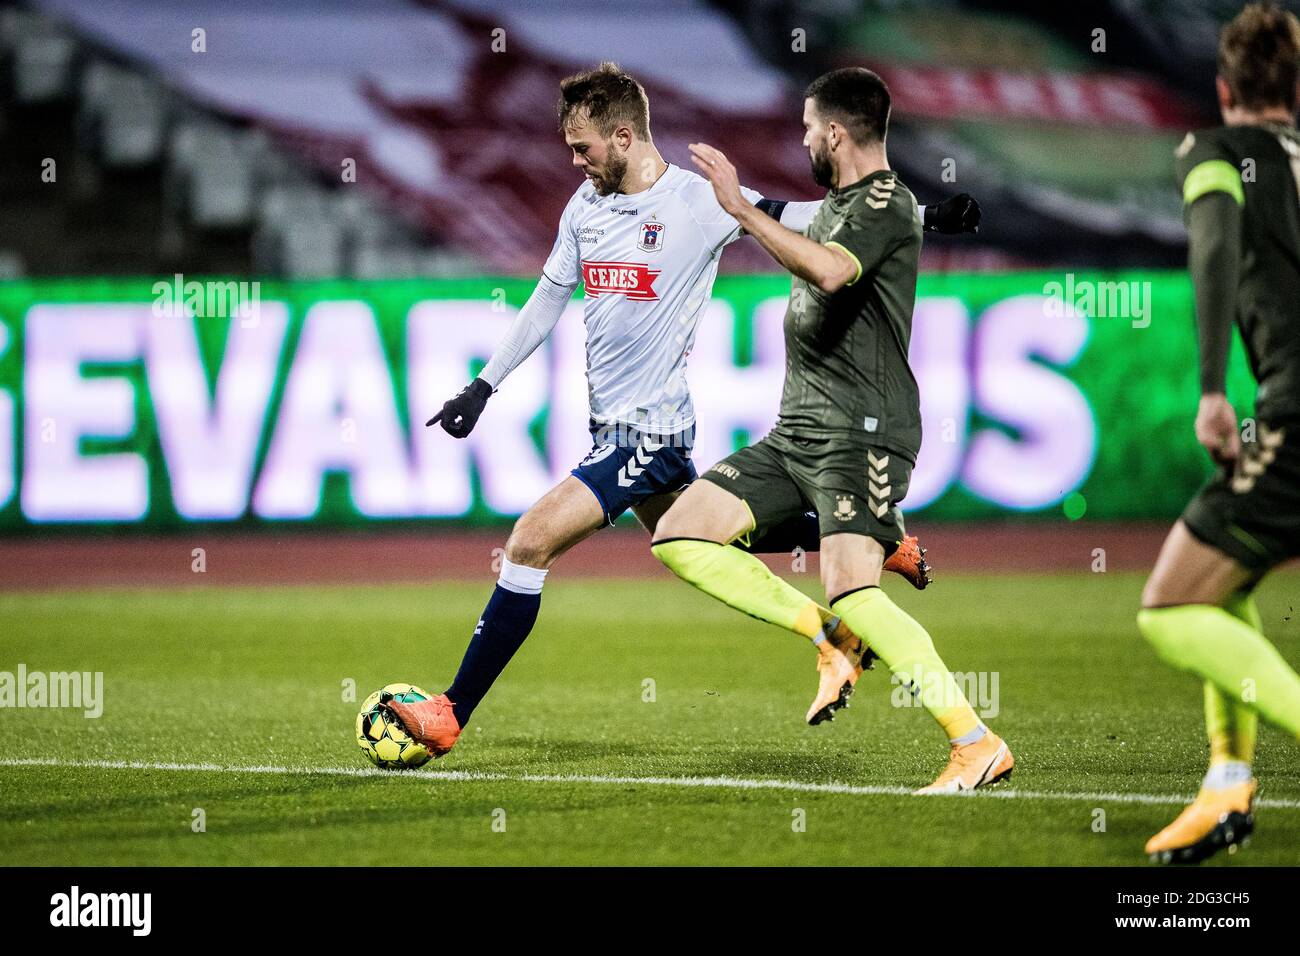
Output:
[588, 139, 628, 195]
[566, 119, 629, 196]
[803, 101, 835, 189]
[809, 136, 834, 189]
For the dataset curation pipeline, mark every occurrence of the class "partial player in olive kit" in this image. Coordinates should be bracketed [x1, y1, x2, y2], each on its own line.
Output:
[384, 63, 981, 759]
[1138, 2, 1300, 864]
[653, 67, 1014, 794]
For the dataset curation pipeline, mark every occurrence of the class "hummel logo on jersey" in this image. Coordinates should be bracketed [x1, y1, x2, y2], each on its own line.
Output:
[866, 177, 896, 210]
[582, 260, 662, 301]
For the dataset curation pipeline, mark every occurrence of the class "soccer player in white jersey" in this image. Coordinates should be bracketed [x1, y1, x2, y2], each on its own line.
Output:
[387, 63, 978, 756]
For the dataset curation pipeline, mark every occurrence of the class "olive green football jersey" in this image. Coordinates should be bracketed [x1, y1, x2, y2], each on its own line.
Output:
[1176, 124, 1300, 421]
[776, 169, 923, 460]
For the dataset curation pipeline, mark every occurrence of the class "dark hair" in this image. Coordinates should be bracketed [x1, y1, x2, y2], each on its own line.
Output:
[804, 68, 891, 145]
[1218, 2, 1300, 111]
[557, 61, 651, 139]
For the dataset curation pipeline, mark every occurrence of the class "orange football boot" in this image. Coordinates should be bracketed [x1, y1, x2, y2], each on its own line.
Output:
[384, 693, 462, 757]
[1145, 779, 1256, 865]
[884, 535, 932, 590]
[806, 619, 878, 725]
[915, 731, 1014, 794]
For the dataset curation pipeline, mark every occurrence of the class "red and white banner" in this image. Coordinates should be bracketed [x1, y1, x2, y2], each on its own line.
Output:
[868, 64, 1200, 130]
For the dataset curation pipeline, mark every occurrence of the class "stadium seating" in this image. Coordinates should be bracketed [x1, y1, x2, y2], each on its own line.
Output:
[0, 2, 455, 277]
[5, 0, 1229, 275]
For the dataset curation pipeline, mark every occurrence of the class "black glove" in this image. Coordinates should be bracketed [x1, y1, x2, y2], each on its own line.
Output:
[923, 193, 981, 234]
[427, 377, 493, 438]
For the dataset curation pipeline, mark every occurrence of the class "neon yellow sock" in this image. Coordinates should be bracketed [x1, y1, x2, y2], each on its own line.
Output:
[1138, 603, 1300, 741]
[652, 539, 833, 641]
[1203, 681, 1257, 764]
[1224, 590, 1264, 631]
[1203, 592, 1261, 765]
[831, 587, 983, 742]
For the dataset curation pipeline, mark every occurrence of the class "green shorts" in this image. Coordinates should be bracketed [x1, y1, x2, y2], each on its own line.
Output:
[698, 429, 912, 556]
[1182, 419, 1300, 571]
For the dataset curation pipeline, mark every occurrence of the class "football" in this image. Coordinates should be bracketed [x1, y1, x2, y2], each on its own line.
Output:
[355, 683, 434, 770]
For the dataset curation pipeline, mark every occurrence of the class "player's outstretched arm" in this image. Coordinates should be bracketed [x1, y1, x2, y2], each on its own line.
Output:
[427, 274, 575, 438]
[692, 142, 856, 293]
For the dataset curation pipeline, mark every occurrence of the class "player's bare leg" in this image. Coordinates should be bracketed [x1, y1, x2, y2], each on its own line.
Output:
[652, 480, 875, 722]
[1136, 521, 1299, 864]
[502, 477, 608, 569]
[1141, 521, 1255, 608]
[729, 508, 932, 589]
[387, 477, 605, 757]
[653, 478, 751, 542]
[630, 490, 681, 536]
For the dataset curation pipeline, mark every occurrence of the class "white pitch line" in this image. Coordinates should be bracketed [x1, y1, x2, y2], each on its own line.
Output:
[4, 756, 1300, 810]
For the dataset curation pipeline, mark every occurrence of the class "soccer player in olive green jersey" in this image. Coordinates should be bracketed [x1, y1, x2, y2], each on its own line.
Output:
[651, 68, 1013, 794]
[1139, 3, 1300, 865]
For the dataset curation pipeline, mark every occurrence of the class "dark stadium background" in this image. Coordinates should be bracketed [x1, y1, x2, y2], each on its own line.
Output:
[0, 0, 1291, 583]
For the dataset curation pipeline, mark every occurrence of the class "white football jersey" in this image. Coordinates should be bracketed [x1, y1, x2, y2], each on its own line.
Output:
[543, 164, 763, 435]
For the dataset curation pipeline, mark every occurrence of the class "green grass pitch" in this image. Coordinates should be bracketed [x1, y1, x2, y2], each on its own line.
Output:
[1, 571, 1298, 866]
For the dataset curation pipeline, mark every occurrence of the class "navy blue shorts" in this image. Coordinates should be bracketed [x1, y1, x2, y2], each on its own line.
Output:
[570, 422, 697, 524]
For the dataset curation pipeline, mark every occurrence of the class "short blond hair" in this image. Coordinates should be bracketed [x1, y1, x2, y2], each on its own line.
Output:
[557, 62, 651, 139]
[1218, 2, 1300, 110]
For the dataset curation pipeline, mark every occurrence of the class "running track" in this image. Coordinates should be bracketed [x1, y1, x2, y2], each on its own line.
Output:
[0, 524, 1181, 590]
